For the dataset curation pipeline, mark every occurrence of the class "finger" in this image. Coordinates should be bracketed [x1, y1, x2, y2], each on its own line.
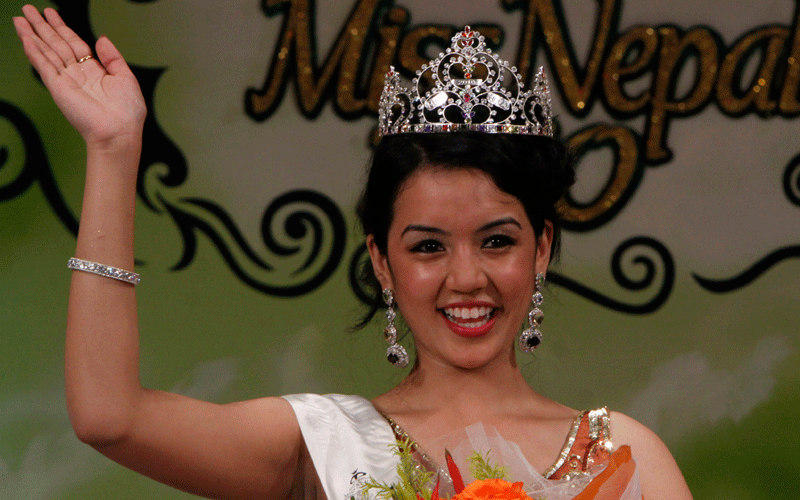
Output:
[43, 7, 94, 62]
[14, 15, 66, 73]
[20, 6, 70, 69]
[95, 36, 134, 77]
[15, 23, 62, 84]
[22, 5, 79, 65]
[33, 31, 72, 71]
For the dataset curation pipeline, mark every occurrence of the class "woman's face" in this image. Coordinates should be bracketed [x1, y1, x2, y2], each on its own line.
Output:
[368, 167, 552, 370]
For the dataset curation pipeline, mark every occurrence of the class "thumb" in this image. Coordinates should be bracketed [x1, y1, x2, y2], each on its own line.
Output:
[95, 36, 133, 76]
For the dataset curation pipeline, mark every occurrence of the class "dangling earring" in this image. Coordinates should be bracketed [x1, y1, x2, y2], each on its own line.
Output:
[519, 273, 545, 352]
[383, 289, 409, 368]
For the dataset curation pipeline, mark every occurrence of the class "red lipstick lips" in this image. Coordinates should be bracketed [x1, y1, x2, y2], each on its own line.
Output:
[440, 303, 498, 338]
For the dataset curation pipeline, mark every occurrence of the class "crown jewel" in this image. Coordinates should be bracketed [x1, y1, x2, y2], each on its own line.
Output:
[378, 26, 553, 137]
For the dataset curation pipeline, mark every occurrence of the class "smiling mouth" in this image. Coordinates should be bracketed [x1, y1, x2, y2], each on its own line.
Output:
[441, 306, 498, 329]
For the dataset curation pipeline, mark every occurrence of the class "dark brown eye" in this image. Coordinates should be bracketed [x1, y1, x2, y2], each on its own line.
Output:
[410, 239, 444, 253]
[483, 235, 515, 248]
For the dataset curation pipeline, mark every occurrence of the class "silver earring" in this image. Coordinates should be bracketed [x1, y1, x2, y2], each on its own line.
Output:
[383, 289, 409, 368]
[519, 273, 545, 352]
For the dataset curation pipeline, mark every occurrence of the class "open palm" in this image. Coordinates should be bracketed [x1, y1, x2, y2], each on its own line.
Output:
[14, 6, 146, 146]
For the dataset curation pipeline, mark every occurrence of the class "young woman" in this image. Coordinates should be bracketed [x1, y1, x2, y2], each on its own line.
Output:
[14, 5, 692, 500]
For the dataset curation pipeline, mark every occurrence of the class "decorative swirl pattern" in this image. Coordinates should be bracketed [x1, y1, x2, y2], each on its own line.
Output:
[161, 190, 347, 296]
[694, 157, 800, 293]
[549, 237, 675, 314]
[348, 243, 372, 305]
[4, 0, 788, 307]
[113, 8, 345, 296]
[0, 104, 35, 200]
[0, 100, 78, 235]
[262, 192, 325, 273]
[134, 66, 189, 212]
[0, 2, 97, 236]
[784, 153, 800, 207]
[693, 246, 800, 293]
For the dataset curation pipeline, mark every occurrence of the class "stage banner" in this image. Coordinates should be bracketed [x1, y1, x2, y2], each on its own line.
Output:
[1, 0, 797, 498]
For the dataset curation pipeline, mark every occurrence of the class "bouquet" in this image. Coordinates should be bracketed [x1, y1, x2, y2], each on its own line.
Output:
[361, 424, 641, 500]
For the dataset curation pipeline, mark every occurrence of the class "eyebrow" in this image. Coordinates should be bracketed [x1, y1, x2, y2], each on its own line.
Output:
[401, 224, 447, 237]
[400, 217, 522, 237]
[479, 217, 522, 232]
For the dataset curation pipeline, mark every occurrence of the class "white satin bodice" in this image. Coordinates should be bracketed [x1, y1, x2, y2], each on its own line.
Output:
[282, 394, 398, 500]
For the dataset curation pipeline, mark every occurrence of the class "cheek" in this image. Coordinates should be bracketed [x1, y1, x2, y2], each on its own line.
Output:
[390, 261, 447, 316]
[494, 257, 536, 297]
[393, 259, 445, 296]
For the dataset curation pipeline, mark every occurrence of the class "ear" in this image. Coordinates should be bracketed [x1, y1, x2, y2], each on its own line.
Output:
[534, 220, 554, 276]
[366, 234, 394, 291]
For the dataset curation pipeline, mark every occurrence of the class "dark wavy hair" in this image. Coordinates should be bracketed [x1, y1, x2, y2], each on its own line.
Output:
[356, 132, 575, 327]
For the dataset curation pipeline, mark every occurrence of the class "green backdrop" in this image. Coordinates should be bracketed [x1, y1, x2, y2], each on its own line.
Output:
[1, 0, 798, 498]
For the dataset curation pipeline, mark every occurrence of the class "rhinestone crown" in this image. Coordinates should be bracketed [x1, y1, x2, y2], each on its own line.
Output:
[378, 26, 553, 137]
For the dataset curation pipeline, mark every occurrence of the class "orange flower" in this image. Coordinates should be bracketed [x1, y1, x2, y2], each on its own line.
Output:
[451, 479, 533, 500]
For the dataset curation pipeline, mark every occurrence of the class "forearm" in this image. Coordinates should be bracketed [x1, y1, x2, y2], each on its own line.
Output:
[16, 9, 308, 494]
[66, 138, 143, 444]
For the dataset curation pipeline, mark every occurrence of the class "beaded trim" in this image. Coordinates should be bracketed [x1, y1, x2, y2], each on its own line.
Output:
[381, 414, 453, 485]
[67, 258, 140, 285]
[542, 412, 583, 479]
[383, 411, 611, 483]
[542, 407, 612, 479]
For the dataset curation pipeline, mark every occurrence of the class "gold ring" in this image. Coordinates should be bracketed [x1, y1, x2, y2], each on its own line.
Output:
[77, 55, 93, 63]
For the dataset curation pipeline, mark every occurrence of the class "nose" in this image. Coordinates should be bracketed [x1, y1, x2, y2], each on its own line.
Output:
[445, 245, 488, 293]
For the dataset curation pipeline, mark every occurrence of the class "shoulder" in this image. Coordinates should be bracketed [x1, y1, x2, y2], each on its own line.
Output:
[282, 393, 390, 437]
[608, 411, 663, 451]
[282, 393, 373, 416]
[281, 394, 399, 500]
[609, 411, 693, 500]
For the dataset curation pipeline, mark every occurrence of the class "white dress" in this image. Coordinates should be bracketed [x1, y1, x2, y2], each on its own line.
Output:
[282, 393, 398, 500]
[282, 394, 643, 500]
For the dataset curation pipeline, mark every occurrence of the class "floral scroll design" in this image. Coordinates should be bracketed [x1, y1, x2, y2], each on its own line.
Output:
[4, 0, 348, 298]
[131, 61, 347, 295]
[0, 100, 78, 236]
[549, 237, 675, 314]
[693, 153, 800, 293]
[783, 152, 800, 208]
[155, 191, 347, 296]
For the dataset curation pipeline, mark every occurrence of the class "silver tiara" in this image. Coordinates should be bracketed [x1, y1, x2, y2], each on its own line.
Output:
[378, 26, 553, 137]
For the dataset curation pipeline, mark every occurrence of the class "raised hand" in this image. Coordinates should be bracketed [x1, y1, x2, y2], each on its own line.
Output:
[13, 5, 146, 148]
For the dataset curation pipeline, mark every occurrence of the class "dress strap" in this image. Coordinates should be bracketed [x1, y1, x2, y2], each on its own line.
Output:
[543, 407, 614, 480]
[380, 413, 455, 495]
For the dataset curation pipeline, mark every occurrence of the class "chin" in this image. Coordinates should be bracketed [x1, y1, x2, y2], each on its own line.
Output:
[446, 346, 513, 371]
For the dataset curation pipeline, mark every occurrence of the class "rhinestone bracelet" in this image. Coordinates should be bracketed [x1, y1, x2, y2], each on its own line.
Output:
[67, 258, 141, 285]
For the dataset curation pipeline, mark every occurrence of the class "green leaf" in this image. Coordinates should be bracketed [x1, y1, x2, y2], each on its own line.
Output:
[468, 450, 508, 480]
[362, 437, 436, 500]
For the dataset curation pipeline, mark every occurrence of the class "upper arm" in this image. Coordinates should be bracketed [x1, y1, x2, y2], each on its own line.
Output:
[609, 411, 693, 500]
[94, 392, 308, 500]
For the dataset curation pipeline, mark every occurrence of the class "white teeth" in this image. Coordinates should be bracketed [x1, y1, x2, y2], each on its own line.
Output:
[442, 306, 495, 327]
